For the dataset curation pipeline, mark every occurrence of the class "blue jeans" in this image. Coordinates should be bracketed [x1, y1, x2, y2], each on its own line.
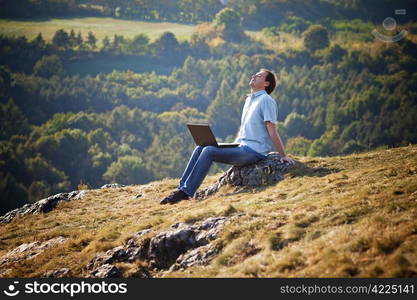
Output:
[178, 145, 267, 197]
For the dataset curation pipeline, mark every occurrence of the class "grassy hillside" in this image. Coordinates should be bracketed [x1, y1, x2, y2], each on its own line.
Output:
[0, 144, 416, 278]
[0, 17, 196, 42]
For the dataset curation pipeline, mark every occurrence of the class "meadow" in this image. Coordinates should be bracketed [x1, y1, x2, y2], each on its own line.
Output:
[0, 17, 196, 43]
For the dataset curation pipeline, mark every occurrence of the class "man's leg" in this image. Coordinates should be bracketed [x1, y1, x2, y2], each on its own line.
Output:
[180, 146, 261, 198]
[160, 145, 205, 204]
[177, 145, 204, 189]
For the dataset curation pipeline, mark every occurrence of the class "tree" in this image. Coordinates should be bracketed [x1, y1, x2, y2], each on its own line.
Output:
[207, 79, 241, 138]
[128, 33, 149, 55]
[86, 31, 97, 49]
[0, 98, 31, 139]
[302, 24, 330, 53]
[25, 153, 69, 187]
[115, 6, 122, 17]
[151, 32, 180, 62]
[101, 35, 111, 51]
[0, 65, 12, 98]
[69, 29, 76, 48]
[307, 126, 339, 156]
[33, 55, 64, 78]
[75, 31, 83, 47]
[190, 33, 211, 58]
[262, 27, 280, 39]
[213, 8, 244, 42]
[0, 173, 28, 215]
[32, 33, 45, 48]
[52, 29, 70, 49]
[103, 155, 151, 185]
[286, 136, 312, 156]
[279, 16, 312, 35]
[284, 112, 314, 138]
[28, 181, 51, 203]
[113, 34, 124, 50]
[324, 44, 347, 63]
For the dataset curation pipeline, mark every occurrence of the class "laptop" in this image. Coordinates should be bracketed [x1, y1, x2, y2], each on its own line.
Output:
[186, 124, 240, 148]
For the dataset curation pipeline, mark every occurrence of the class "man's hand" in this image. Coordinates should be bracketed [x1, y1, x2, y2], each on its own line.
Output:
[265, 121, 295, 165]
[280, 156, 295, 165]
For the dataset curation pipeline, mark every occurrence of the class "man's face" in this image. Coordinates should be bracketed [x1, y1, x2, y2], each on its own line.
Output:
[249, 71, 269, 90]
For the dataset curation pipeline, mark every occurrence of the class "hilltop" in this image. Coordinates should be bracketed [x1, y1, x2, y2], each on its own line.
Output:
[0, 145, 416, 278]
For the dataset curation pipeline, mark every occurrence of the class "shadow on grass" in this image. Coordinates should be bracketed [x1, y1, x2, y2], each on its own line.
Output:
[211, 162, 342, 199]
[286, 161, 342, 178]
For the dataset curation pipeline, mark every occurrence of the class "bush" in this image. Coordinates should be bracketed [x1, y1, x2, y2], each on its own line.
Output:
[324, 44, 348, 63]
[213, 8, 245, 42]
[286, 136, 312, 156]
[33, 55, 64, 78]
[103, 155, 151, 185]
[284, 112, 314, 139]
[302, 25, 330, 53]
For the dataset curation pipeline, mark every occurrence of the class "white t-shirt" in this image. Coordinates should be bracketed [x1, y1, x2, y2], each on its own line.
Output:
[234, 90, 278, 156]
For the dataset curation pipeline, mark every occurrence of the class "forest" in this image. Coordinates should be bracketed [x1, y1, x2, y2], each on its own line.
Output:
[1, 0, 417, 214]
[2, 0, 417, 24]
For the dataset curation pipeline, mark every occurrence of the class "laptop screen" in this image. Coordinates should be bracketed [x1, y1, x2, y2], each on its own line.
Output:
[186, 124, 218, 146]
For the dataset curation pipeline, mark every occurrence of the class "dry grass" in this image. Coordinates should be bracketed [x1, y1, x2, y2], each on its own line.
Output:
[245, 30, 304, 52]
[0, 145, 416, 278]
[247, 29, 417, 58]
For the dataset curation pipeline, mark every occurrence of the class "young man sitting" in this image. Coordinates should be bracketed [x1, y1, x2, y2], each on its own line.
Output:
[160, 69, 295, 205]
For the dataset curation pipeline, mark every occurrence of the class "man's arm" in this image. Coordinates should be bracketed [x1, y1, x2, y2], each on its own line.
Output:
[265, 121, 295, 164]
[234, 126, 241, 143]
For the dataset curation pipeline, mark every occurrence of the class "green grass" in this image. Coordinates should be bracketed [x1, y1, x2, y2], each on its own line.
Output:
[0, 145, 416, 278]
[0, 17, 196, 43]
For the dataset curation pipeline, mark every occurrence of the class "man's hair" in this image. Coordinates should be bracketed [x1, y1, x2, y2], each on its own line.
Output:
[260, 68, 276, 94]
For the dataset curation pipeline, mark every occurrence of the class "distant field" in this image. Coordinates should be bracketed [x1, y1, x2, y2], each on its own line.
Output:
[0, 17, 196, 42]
[246, 31, 304, 52]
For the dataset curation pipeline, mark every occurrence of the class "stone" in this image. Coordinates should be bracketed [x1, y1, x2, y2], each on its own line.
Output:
[0, 236, 68, 276]
[147, 217, 228, 269]
[87, 229, 154, 277]
[100, 183, 126, 189]
[43, 268, 71, 278]
[89, 264, 121, 278]
[194, 152, 294, 199]
[130, 229, 153, 240]
[0, 191, 88, 224]
[87, 217, 231, 277]
[169, 244, 220, 271]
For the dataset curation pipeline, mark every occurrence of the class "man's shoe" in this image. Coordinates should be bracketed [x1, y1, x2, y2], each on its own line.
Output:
[160, 189, 190, 205]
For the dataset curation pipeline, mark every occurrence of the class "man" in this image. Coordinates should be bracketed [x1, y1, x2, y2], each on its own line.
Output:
[160, 68, 295, 205]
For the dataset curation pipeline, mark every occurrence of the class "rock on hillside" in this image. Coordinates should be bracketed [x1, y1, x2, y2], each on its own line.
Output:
[195, 152, 293, 199]
[87, 217, 232, 277]
[0, 191, 88, 224]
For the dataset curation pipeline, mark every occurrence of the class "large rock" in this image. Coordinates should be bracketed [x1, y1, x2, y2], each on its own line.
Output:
[0, 236, 68, 277]
[169, 243, 220, 271]
[195, 152, 294, 199]
[0, 190, 88, 224]
[87, 217, 231, 277]
[148, 217, 228, 269]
